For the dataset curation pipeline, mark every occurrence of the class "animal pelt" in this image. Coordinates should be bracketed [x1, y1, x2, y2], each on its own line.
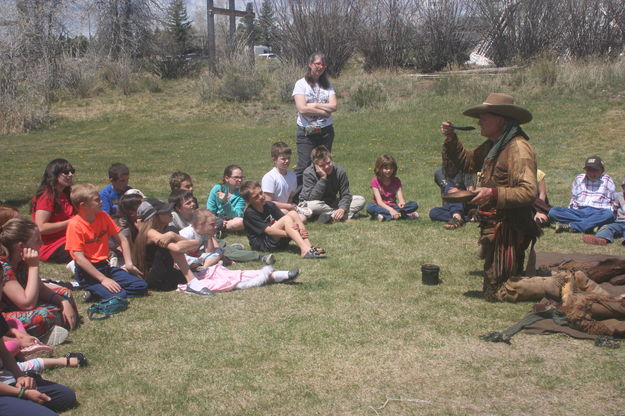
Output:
[554, 258, 625, 283]
[559, 279, 625, 337]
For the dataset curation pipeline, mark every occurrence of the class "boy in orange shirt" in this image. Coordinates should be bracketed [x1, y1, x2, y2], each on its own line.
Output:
[65, 184, 147, 300]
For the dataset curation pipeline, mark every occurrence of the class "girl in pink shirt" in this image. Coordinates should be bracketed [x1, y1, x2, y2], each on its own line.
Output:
[366, 154, 419, 221]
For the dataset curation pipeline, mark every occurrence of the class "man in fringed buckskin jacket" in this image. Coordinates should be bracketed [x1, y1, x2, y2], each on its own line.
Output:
[441, 93, 541, 301]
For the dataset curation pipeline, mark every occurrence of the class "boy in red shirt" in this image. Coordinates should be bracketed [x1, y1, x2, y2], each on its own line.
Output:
[65, 184, 147, 300]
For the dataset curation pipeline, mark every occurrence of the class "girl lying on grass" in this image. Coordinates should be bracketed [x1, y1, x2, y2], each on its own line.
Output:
[177, 210, 299, 296]
[366, 154, 419, 221]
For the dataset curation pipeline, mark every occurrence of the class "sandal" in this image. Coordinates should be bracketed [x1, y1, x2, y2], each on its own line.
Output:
[443, 216, 465, 230]
[311, 246, 326, 254]
[65, 352, 89, 368]
[303, 248, 326, 259]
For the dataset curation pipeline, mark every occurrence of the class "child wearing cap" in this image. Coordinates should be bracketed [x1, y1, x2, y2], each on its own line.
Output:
[548, 156, 616, 233]
[584, 177, 625, 245]
[66, 184, 147, 300]
[131, 198, 201, 291]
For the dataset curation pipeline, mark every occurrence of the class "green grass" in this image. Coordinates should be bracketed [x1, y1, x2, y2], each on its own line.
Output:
[2, 68, 625, 415]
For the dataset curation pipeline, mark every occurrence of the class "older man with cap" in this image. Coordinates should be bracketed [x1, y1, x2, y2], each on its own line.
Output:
[441, 93, 540, 302]
[548, 156, 615, 234]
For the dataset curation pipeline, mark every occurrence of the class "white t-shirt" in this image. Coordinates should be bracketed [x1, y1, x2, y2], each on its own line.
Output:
[262, 167, 297, 203]
[180, 225, 208, 249]
[292, 77, 335, 128]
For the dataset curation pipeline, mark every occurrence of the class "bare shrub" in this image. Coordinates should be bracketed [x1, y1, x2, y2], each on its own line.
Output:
[100, 57, 140, 95]
[94, 0, 160, 59]
[265, 60, 302, 103]
[469, 0, 625, 66]
[197, 71, 219, 102]
[197, 48, 265, 102]
[412, 0, 473, 72]
[349, 81, 388, 110]
[147, 57, 202, 79]
[357, 0, 420, 71]
[272, 0, 361, 76]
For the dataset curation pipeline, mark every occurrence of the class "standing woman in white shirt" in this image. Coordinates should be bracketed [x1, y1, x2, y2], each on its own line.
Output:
[292, 52, 337, 187]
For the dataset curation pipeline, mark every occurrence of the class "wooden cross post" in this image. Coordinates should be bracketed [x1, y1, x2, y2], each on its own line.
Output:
[206, 1, 255, 73]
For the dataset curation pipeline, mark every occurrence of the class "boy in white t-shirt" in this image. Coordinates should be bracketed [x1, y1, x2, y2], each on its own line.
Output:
[261, 141, 311, 221]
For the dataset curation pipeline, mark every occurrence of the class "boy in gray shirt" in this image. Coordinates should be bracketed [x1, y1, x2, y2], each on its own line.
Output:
[299, 145, 365, 223]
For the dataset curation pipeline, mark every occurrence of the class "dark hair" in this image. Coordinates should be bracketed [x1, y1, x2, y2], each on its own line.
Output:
[30, 158, 74, 214]
[223, 165, 242, 182]
[374, 155, 398, 178]
[271, 141, 292, 159]
[304, 52, 330, 89]
[169, 171, 192, 191]
[115, 193, 143, 242]
[108, 162, 129, 180]
[168, 189, 194, 210]
[239, 181, 261, 202]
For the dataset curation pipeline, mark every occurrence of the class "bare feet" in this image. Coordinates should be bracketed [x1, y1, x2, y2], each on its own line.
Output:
[582, 235, 608, 246]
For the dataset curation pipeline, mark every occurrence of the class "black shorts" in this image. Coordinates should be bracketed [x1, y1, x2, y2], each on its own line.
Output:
[252, 236, 290, 252]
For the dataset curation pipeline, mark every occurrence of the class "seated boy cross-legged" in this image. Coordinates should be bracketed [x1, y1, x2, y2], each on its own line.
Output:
[299, 145, 365, 223]
[66, 184, 148, 300]
[240, 181, 326, 259]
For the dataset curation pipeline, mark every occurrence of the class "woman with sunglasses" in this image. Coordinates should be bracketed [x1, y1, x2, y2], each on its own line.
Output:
[292, 52, 337, 188]
[29, 159, 76, 263]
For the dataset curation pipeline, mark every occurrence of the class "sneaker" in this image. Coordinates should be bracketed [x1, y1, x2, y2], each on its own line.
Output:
[66, 260, 76, 274]
[184, 286, 214, 297]
[406, 212, 420, 219]
[20, 341, 54, 360]
[229, 243, 245, 250]
[40, 325, 69, 346]
[261, 253, 276, 265]
[82, 290, 97, 304]
[287, 269, 300, 281]
[317, 213, 332, 224]
[377, 214, 385, 222]
[296, 206, 313, 217]
[555, 222, 572, 233]
[348, 212, 361, 220]
[583, 235, 608, 246]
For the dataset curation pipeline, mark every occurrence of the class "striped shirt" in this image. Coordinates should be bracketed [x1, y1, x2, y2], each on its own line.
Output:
[569, 173, 615, 210]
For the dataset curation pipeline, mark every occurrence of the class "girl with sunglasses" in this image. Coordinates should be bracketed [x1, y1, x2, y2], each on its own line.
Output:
[29, 159, 76, 263]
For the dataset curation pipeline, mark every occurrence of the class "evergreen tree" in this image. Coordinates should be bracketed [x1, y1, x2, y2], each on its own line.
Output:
[164, 0, 192, 55]
[258, 0, 276, 49]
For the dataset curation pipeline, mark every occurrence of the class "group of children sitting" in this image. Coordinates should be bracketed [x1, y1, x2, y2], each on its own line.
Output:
[2, 134, 623, 412]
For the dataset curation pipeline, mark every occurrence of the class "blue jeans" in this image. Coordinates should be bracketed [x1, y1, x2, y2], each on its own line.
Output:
[0, 374, 76, 415]
[596, 222, 625, 243]
[75, 260, 148, 300]
[366, 201, 418, 220]
[295, 125, 334, 185]
[429, 202, 464, 222]
[548, 206, 615, 233]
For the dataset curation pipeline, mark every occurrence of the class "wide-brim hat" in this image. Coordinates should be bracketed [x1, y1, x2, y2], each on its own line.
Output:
[463, 93, 532, 124]
[137, 198, 174, 222]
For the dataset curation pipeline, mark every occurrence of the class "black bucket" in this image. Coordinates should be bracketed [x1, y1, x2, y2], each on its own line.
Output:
[421, 264, 440, 285]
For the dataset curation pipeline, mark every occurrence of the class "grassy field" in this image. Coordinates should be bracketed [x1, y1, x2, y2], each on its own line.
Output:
[2, 64, 625, 415]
